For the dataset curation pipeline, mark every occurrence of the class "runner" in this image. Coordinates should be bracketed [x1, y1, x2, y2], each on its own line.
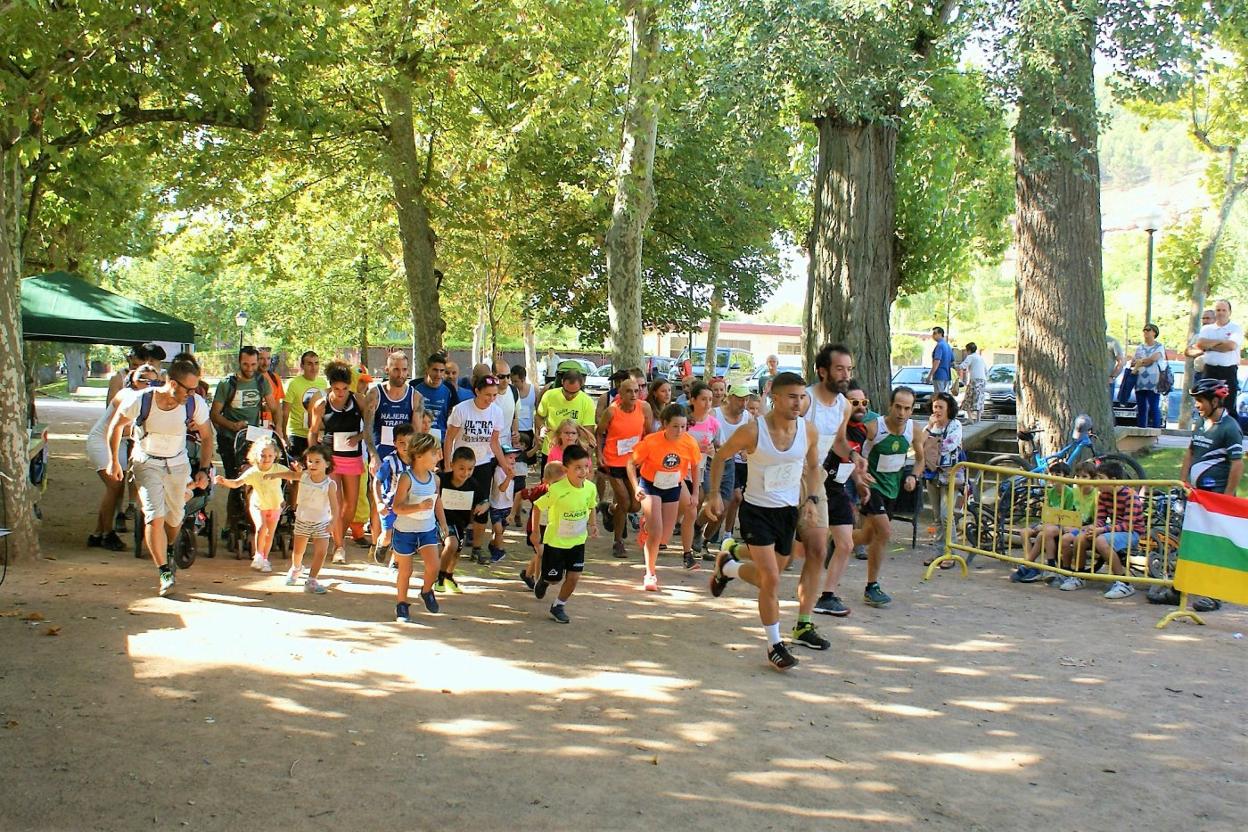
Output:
[88, 364, 161, 551]
[268, 444, 339, 594]
[488, 446, 520, 562]
[445, 374, 513, 564]
[530, 444, 600, 623]
[518, 461, 565, 589]
[709, 377, 727, 410]
[366, 351, 422, 461]
[494, 359, 520, 449]
[411, 353, 454, 440]
[512, 364, 537, 452]
[709, 384, 752, 551]
[106, 357, 214, 597]
[704, 372, 822, 671]
[646, 379, 673, 431]
[256, 346, 285, 429]
[853, 386, 925, 608]
[687, 382, 725, 564]
[282, 351, 324, 515]
[596, 377, 652, 557]
[436, 447, 480, 593]
[390, 433, 446, 619]
[817, 380, 872, 616]
[308, 361, 375, 564]
[213, 436, 290, 573]
[627, 404, 701, 591]
[209, 346, 287, 481]
[534, 363, 597, 469]
[372, 423, 416, 567]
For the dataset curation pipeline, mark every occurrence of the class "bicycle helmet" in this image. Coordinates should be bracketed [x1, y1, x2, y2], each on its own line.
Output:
[1189, 378, 1229, 400]
[1071, 414, 1094, 440]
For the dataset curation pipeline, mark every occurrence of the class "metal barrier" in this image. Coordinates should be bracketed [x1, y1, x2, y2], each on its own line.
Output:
[923, 462, 1185, 594]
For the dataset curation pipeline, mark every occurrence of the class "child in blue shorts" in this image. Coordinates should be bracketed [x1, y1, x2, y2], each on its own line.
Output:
[488, 446, 519, 563]
[373, 423, 415, 567]
[390, 433, 445, 621]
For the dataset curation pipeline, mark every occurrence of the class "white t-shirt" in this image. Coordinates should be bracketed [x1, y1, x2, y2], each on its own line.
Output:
[121, 391, 210, 463]
[495, 386, 517, 439]
[1198, 322, 1244, 367]
[489, 465, 514, 510]
[448, 399, 505, 464]
[959, 353, 988, 382]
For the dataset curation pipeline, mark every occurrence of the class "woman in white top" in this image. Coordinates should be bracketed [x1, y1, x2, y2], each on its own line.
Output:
[87, 365, 160, 550]
[921, 392, 964, 552]
[1132, 323, 1167, 428]
[957, 342, 988, 423]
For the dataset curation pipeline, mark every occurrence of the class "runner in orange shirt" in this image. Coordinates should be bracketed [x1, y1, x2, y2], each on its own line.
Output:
[596, 378, 653, 558]
[627, 403, 700, 592]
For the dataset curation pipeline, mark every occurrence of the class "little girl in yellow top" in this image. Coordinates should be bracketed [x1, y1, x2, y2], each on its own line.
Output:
[215, 436, 289, 574]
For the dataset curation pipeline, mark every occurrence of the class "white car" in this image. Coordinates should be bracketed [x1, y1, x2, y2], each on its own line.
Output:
[746, 364, 803, 394]
[584, 364, 613, 395]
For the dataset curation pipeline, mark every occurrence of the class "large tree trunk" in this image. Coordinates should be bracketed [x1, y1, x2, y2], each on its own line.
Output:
[1013, 3, 1111, 452]
[64, 345, 87, 395]
[523, 313, 537, 383]
[703, 285, 722, 380]
[605, 0, 659, 372]
[803, 118, 898, 406]
[383, 85, 444, 363]
[0, 144, 40, 560]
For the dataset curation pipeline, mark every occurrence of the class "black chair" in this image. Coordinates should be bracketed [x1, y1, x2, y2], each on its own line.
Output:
[890, 464, 925, 548]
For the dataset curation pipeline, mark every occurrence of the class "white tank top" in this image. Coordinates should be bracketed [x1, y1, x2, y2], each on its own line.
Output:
[744, 416, 808, 509]
[715, 406, 752, 463]
[804, 386, 847, 466]
[297, 474, 333, 524]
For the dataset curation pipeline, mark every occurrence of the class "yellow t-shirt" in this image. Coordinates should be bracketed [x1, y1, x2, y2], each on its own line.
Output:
[536, 389, 596, 454]
[534, 477, 597, 548]
[285, 376, 324, 439]
[240, 463, 290, 511]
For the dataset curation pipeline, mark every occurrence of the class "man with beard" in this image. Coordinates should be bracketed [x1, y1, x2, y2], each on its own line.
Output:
[816, 380, 873, 615]
[210, 345, 286, 482]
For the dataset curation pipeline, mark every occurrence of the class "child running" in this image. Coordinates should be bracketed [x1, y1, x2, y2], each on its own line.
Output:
[546, 418, 586, 464]
[372, 423, 416, 567]
[530, 444, 599, 623]
[269, 444, 339, 594]
[488, 446, 520, 563]
[390, 433, 445, 620]
[214, 436, 289, 573]
[519, 462, 565, 589]
[627, 404, 701, 591]
[508, 432, 535, 528]
[436, 447, 481, 593]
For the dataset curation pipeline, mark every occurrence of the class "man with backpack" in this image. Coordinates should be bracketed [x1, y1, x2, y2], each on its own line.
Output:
[106, 358, 214, 596]
[210, 346, 287, 481]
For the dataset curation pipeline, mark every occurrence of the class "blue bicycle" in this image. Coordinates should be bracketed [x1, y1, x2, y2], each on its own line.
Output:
[986, 414, 1145, 480]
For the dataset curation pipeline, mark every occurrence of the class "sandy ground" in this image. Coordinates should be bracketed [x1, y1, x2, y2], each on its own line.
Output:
[1, 399, 1245, 832]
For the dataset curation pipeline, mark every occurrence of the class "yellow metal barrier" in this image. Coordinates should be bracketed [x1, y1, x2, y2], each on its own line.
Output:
[923, 462, 1186, 599]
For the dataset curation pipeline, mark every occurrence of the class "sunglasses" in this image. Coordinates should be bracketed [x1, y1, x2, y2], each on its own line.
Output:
[848, 397, 870, 406]
[171, 377, 198, 393]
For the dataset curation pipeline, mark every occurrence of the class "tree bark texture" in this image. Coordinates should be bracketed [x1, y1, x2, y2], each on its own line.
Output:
[65, 345, 87, 396]
[803, 119, 899, 407]
[703, 285, 722, 380]
[605, 1, 659, 372]
[0, 144, 41, 560]
[523, 314, 537, 383]
[383, 85, 444, 364]
[1013, 5, 1112, 452]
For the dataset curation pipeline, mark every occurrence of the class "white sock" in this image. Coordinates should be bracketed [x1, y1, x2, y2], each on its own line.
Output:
[722, 559, 742, 579]
[764, 622, 781, 645]
[553, 598, 565, 608]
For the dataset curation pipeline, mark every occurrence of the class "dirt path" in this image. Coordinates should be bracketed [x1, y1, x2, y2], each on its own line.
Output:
[1, 400, 1245, 831]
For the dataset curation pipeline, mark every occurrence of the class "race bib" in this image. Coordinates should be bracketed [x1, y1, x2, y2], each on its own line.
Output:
[876, 453, 906, 473]
[558, 516, 588, 538]
[763, 462, 801, 492]
[652, 470, 681, 489]
[442, 489, 474, 511]
[245, 425, 273, 444]
[332, 432, 358, 453]
[817, 434, 835, 461]
[616, 435, 639, 456]
[381, 425, 394, 447]
[412, 507, 435, 523]
[834, 462, 855, 484]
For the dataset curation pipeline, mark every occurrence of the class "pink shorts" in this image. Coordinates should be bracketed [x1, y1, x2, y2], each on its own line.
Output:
[333, 454, 364, 476]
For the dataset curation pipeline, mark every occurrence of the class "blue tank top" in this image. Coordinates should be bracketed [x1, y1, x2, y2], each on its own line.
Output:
[374, 384, 415, 456]
[394, 469, 438, 533]
[412, 380, 452, 434]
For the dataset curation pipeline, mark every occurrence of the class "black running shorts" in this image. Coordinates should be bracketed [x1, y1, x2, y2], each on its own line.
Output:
[738, 501, 799, 558]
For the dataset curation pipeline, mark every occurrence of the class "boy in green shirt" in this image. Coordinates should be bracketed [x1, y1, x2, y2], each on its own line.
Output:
[1011, 461, 1095, 583]
[530, 443, 599, 623]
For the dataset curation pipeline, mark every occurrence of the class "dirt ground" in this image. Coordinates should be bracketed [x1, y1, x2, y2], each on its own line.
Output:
[1, 400, 1245, 832]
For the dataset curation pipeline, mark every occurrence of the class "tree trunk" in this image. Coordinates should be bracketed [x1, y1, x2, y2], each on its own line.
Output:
[523, 314, 537, 383]
[0, 144, 40, 560]
[383, 85, 444, 364]
[65, 345, 87, 395]
[803, 118, 898, 407]
[703, 285, 722, 380]
[605, 0, 660, 372]
[1013, 4, 1111, 453]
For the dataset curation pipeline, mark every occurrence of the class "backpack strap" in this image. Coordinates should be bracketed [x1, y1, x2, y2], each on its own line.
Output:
[136, 387, 156, 429]
[184, 395, 197, 426]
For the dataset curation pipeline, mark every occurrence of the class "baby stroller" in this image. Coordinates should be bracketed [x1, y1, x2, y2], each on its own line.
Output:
[131, 437, 217, 569]
[226, 429, 293, 561]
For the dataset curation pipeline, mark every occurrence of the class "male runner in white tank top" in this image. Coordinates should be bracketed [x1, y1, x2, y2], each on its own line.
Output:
[704, 372, 823, 672]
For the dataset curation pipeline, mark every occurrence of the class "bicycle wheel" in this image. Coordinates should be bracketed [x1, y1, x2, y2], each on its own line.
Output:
[986, 454, 1028, 471]
[1095, 452, 1146, 480]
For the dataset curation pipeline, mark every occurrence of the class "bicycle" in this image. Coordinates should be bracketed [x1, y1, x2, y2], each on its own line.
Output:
[986, 417, 1145, 480]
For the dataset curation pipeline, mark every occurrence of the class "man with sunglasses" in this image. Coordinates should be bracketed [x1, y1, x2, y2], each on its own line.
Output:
[818, 381, 873, 615]
[107, 358, 214, 596]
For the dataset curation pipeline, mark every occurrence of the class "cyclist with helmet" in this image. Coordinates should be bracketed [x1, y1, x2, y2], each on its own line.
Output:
[1181, 378, 1244, 496]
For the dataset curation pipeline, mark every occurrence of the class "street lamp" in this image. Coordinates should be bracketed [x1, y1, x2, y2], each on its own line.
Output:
[234, 310, 249, 351]
[1142, 212, 1161, 325]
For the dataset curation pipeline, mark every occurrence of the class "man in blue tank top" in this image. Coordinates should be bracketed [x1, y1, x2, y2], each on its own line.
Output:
[411, 353, 453, 438]
[366, 351, 422, 467]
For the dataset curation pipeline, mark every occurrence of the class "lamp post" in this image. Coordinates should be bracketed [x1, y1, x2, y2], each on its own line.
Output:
[1143, 213, 1160, 325]
[234, 310, 249, 351]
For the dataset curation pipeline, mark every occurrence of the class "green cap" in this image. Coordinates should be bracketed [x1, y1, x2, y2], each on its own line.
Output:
[728, 384, 751, 398]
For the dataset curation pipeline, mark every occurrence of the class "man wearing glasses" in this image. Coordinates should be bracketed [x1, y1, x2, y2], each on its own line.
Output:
[817, 381, 874, 617]
[107, 358, 214, 596]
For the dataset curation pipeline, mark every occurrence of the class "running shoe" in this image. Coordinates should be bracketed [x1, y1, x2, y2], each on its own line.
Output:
[1058, 576, 1085, 591]
[489, 545, 506, 564]
[534, 577, 550, 599]
[791, 621, 831, 651]
[853, 544, 868, 561]
[863, 582, 891, 607]
[520, 569, 535, 590]
[1010, 565, 1043, 583]
[103, 531, 126, 551]
[813, 592, 850, 617]
[683, 551, 699, 570]
[372, 543, 391, 566]
[285, 567, 302, 586]
[549, 604, 570, 624]
[420, 590, 439, 613]
[444, 575, 463, 594]
[710, 549, 736, 598]
[658, 543, 668, 552]
[396, 602, 411, 623]
[643, 573, 659, 592]
[472, 547, 488, 565]
[612, 540, 627, 558]
[692, 529, 706, 554]
[158, 568, 176, 597]
[1104, 580, 1136, 600]
[304, 577, 327, 594]
[767, 642, 799, 671]
[87, 533, 104, 548]
[332, 547, 347, 565]
[250, 555, 266, 572]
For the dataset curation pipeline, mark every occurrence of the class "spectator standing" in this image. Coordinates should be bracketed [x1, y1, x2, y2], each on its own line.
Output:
[1131, 324, 1166, 428]
[1194, 300, 1243, 403]
[957, 342, 988, 422]
[1185, 308, 1216, 382]
[930, 327, 954, 395]
[921, 392, 963, 547]
[1107, 335, 1126, 400]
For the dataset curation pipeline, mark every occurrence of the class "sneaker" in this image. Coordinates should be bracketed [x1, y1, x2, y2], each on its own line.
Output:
[420, 591, 439, 613]
[710, 549, 736, 598]
[331, 547, 347, 564]
[1104, 580, 1136, 600]
[692, 529, 706, 554]
[434, 577, 447, 593]
[1058, 576, 1085, 591]
[813, 592, 850, 617]
[472, 547, 487, 565]
[372, 543, 391, 566]
[683, 551, 699, 570]
[250, 555, 265, 572]
[520, 569, 535, 590]
[534, 578, 550, 600]
[158, 568, 176, 597]
[643, 573, 659, 592]
[395, 602, 411, 623]
[853, 544, 868, 561]
[767, 641, 799, 671]
[444, 575, 463, 594]
[87, 533, 104, 548]
[102, 531, 126, 551]
[489, 545, 506, 564]
[1010, 565, 1042, 583]
[285, 567, 301, 586]
[658, 543, 668, 552]
[863, 582, 891, 607]
[791, 621, 832, 650]
[612, 540, 627, 558]
[304, 577, 328, 594]
[629, 512, 640, 531]
[549, 604, 570, 624]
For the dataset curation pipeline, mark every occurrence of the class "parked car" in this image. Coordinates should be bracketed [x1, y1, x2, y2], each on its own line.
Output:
[585, 364, 613, 395]
[891, 365, 934, 414]
[1112, 359, 1186, 426]
[673, 347, 757, 383]
[746, 363, 804, 395]
[644, 355, 674, 382]
[984, 363, 1017, 416]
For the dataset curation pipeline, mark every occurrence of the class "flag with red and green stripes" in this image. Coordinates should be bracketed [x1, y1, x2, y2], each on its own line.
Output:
[1175, 489, 1248, 606]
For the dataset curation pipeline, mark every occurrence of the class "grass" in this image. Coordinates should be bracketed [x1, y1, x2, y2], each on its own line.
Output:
[1137, 445, 1248, 497]
[36, 377, 109, 400]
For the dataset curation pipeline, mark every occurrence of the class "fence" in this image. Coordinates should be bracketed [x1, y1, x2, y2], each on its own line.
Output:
[922, 462, 1205, 626]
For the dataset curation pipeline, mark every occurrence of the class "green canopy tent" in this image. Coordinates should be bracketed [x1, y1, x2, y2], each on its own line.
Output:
[21, 271, 194, 346]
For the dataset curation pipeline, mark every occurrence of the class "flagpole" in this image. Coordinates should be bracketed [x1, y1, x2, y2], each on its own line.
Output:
[1154, 592, 1208, 629]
